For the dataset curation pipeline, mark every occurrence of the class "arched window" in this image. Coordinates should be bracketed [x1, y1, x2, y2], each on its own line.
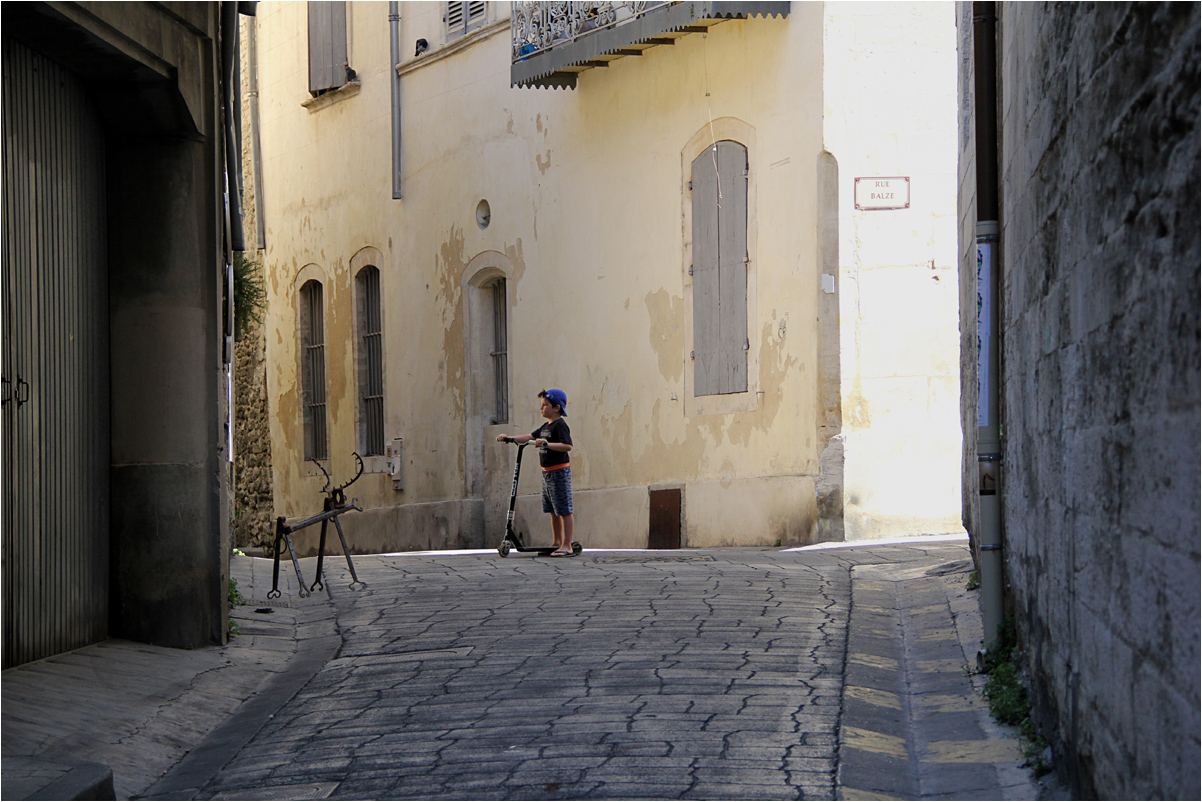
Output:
[691, 140, 749, 396]
[356, 266, 385, 456]
[299, 279, 328, 461]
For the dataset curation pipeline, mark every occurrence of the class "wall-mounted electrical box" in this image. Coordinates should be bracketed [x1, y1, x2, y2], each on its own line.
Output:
[387, 437, 404, 491]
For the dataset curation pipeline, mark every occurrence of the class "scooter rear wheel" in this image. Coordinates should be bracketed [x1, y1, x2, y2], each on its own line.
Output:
[572, 541, 582, 555]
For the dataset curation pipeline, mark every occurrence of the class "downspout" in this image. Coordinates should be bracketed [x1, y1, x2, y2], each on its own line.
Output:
[221, 1, 246, 254]
[248, 11, 267, 250]
[972, 1, 1003, 649]
[390, 1, 403, 199]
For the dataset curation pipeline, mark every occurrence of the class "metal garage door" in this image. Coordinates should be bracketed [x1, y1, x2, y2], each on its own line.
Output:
[2, 37, 110, 668]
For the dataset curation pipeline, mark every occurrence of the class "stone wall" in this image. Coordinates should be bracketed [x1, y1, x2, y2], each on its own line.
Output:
[989, 3, 1199, 797]
[234, 313, 274, 551]
[233, 14, 275, 552]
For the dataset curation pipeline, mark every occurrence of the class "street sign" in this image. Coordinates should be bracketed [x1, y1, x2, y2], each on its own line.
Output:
[854, 176, 910, 210]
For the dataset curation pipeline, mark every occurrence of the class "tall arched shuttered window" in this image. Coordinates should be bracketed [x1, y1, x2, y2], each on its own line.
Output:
[691, 140, 749, 396]
[357, 266, 385, 456]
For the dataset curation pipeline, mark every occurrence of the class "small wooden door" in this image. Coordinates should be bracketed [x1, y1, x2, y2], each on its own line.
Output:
[648, 488, 681, 550]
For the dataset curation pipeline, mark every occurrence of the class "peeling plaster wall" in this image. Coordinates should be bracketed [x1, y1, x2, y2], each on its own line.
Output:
[822, 2, 964, 540]
[255, 1, 954, 552]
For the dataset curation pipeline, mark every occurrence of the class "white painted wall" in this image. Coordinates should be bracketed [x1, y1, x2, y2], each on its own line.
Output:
[823, 2, 965, 539]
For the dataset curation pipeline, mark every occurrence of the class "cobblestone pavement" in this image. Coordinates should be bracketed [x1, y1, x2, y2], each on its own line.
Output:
[185, 543, 975, 801]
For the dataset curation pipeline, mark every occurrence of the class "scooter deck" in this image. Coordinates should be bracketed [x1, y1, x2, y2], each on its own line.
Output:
[497, 535, 582, 557]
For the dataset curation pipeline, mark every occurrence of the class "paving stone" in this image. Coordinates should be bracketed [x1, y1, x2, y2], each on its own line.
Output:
[4, 544, 1045, 802]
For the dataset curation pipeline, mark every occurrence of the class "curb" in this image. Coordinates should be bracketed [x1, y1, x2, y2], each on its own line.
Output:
[5, 758, 115, 802]
[138, 609, 342, 800]
[837, 555, 1041, 801]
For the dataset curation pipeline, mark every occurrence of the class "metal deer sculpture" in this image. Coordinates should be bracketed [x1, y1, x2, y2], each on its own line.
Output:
[269, 453, 367, 599]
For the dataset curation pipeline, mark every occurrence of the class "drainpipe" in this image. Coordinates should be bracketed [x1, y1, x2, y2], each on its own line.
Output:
[973, 1, 1003, 649]
[390, 1, 403, 199]
[247, 12, 267, 250]
[221, 1, 245, 253]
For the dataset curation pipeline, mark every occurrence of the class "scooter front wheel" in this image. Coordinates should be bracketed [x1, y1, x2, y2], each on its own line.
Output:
[498, 541, 511, 557]
[572, 541, 582, 555]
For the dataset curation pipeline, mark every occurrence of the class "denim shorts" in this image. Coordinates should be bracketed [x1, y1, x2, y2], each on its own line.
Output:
[541, 466, 573, 516]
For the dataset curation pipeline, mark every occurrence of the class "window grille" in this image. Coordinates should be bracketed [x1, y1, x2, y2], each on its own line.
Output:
[300, 280, 328, 461]
[490, 279, 509, 424]
[357, 266, 385, 456]
[446, 1, 487, 41]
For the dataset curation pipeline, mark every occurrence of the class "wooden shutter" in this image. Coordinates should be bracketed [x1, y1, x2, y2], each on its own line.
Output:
[446, 2, 465, 39]
[308, 2, 348, 95]
[468, 1, 487, 33]
[691, 147, 721, 396]
[717, 141, 748, 394]
[692, 141, 748, 397]
[448, 2, 486, 40]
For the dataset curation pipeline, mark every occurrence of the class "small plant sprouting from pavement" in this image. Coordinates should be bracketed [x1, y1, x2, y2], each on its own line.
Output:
[228, 578, 245, 638]
[980, 615, 1051, 776]
[229, 578, 245, 607]
[966, 569, 980, 591]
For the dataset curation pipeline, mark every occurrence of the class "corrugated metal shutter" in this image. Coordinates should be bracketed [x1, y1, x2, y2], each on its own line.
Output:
[308, 1, 348, 95]
[2, 37, 110, 668]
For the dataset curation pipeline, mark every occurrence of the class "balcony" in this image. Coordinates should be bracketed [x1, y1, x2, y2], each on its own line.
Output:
[511, 1, 791, 89]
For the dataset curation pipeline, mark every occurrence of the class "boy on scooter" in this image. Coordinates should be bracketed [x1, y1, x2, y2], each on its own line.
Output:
[497, 389, 575, 556]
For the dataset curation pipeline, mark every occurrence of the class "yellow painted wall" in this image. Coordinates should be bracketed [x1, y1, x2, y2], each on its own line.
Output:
[255, 1, 958, 552]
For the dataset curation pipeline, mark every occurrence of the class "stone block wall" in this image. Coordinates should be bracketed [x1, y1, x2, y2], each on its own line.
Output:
[234, 312, 274, 551]
[233, 14, 275, 553]
[994, 3, 1199, 797]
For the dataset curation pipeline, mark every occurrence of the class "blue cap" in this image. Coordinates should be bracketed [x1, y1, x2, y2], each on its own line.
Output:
[544, 388, 568, 413]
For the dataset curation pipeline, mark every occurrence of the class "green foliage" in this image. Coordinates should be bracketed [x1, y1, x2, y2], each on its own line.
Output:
[232, 252, 267, 337]
[966, 569, 980, 591]
[228, 577, 245, 608]
[980, 616, 1052, 776]
[228, 619, 240, 638]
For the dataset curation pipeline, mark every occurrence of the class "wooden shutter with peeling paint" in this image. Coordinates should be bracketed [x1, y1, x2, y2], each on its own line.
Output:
[692, 146, 721, 396]
[308, 1, 348, 96]
[717, 141, 748, 393]
[692, 140, 748, 397]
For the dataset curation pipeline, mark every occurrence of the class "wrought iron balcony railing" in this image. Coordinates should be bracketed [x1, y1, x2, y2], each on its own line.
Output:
[511, 1, 790, 89]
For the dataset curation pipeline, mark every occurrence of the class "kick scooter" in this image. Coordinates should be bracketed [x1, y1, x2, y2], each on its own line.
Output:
[496, 437, 582, 558]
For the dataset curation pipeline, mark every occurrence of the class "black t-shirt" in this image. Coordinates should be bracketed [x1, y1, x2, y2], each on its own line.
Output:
[531, 418, 571, 469]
